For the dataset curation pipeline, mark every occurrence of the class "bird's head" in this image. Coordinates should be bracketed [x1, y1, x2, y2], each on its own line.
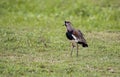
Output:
[63, 21, 71, 27]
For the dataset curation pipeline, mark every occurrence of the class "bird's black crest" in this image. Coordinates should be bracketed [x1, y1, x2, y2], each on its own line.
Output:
[65, 21, 70, 23]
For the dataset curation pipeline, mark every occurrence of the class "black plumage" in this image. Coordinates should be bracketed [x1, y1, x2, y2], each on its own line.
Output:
[64, 21, 88, 56]
[66, 31, 74, 40]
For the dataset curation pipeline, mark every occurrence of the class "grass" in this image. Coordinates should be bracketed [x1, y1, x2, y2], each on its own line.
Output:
[0, 0, 120, 77]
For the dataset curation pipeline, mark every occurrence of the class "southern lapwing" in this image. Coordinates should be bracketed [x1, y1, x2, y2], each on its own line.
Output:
[63, 21, 88, 56]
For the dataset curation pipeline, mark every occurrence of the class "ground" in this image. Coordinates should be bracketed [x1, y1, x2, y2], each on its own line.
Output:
[0, 0, 120, 77]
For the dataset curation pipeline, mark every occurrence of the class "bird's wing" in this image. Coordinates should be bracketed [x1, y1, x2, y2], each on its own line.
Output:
[72, 29, 86, 43]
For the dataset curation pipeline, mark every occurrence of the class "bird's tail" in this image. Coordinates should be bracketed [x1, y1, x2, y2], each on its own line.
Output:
[78, 42, 88, 47]
[82, 43, 88, 47]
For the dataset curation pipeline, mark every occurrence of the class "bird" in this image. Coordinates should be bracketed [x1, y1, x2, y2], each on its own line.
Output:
[63, 21, 88, 56]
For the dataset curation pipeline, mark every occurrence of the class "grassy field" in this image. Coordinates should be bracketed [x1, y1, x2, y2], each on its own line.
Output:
[0, 0, 120, 77]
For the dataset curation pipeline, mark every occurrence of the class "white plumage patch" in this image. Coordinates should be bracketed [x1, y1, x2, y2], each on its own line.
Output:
[72, 34, 79, 42]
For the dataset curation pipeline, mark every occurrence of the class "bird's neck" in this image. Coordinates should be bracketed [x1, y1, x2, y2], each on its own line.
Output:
[66, 25, 74, 32]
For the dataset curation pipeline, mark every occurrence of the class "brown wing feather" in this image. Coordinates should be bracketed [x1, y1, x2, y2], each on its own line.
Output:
[72, 30, 85, 42]
[78, 30, 86, 42]
[72, 30, 79, 38]
[73, 29, 88, 47]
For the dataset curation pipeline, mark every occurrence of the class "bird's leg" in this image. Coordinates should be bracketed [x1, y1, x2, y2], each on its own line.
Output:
[76, 43, 79, 57]
[71, 43, 75, 56]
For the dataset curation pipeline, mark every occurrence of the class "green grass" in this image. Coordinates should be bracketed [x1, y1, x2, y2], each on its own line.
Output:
[0, 0, 120, 77]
